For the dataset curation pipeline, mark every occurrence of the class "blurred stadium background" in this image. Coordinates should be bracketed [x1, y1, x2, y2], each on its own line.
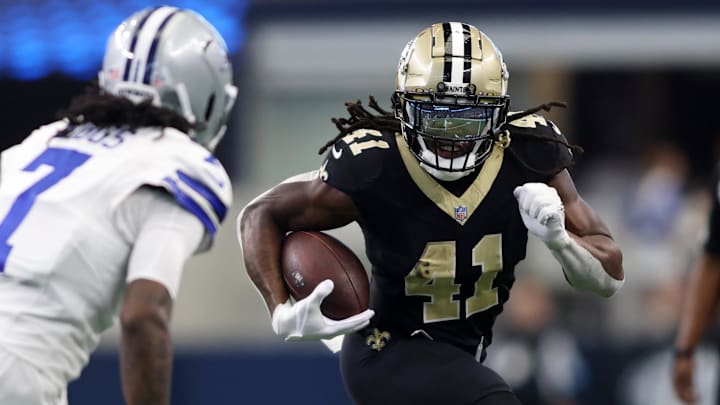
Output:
[3, 0, 720, 403]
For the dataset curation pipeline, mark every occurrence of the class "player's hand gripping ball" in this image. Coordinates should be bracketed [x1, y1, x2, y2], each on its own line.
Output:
[281, 231, 370, 320]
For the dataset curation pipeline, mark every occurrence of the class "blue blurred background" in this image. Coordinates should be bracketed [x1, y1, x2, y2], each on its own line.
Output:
[3, 0, 720, 404]
[0, 0, 245, 80]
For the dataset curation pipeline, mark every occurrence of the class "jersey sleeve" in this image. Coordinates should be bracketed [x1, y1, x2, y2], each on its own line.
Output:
[506, 113, 575, 177]
[157, 153, 232, 239]
[321, 129, 389, 196]
[117, 187, 205, 298]
[118, 131, 233, 244]
[704, 170, 720, 256]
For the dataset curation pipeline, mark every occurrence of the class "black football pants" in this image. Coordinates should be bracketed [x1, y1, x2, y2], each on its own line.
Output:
[340, 330, 522, 405]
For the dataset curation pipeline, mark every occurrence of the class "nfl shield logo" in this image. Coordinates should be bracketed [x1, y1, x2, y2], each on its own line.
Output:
[454, 205, 468, 222]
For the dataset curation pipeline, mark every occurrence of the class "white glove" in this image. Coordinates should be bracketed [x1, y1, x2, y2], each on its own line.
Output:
[514, 183, 623, 297]
[271, 279, 375, 341]
[513, 183, 570, 250]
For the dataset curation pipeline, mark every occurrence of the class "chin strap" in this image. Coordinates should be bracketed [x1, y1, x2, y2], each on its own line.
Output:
[416, 136, 479, 181]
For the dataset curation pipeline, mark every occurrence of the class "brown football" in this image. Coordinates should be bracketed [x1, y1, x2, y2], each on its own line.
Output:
[281, 231, 369, 320]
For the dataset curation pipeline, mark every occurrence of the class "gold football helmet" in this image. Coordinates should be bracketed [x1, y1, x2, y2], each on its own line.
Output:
[394, 22, 510, 181]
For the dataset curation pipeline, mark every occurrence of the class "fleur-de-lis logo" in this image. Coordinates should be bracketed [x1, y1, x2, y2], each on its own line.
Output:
[365, 328, 391, 352]
[319, 160, 329, 181]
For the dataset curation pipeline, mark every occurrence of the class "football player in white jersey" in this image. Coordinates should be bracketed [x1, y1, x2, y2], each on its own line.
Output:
[0, 6, 236, 405]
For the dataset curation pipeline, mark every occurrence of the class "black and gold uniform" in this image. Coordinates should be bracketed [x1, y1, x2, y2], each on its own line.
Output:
[322, 114, 573, 404]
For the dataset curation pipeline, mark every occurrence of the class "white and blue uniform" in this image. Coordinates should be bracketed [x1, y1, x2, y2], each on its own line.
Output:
[0, 121, 231, 404]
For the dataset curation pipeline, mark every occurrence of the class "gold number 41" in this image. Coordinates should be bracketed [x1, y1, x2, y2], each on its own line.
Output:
[342, 130, 390, 155]
[405, 234, 503, 323]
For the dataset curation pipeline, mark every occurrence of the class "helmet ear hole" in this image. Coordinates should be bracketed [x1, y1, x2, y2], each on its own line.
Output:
[204, 94, 216, 122]
[160, 90, 181, 113]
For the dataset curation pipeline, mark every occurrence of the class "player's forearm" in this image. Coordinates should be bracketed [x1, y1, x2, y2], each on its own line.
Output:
[572, 233, 624, 280]
[121, 317, 172, 405]
[550, 232, 624, 297]
[238, 202, 290, 315]
[675, 254, 720, 353]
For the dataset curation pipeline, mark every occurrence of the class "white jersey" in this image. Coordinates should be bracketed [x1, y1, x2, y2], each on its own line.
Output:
[0, 121, 232, 388]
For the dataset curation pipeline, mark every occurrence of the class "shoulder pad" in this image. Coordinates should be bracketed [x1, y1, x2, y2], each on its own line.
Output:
[507, 113, 564, 140]
[2, 121, 69, 176]
[24, 120, 69, 147]
[321, 129, 393, 194]
[141, 130, 233, 236]
[506, 114, 574, 175]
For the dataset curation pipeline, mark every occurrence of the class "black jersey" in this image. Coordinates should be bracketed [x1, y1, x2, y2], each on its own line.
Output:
[322, 114, 573, 354]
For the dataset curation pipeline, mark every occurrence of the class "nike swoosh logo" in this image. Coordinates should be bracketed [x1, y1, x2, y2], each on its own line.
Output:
[332, 145, 343, 159]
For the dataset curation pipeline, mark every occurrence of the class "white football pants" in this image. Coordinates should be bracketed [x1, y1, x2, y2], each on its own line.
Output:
[0, 347, 67, 405]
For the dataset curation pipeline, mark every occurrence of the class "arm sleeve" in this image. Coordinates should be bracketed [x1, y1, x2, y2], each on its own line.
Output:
[115, 187, 206, 299]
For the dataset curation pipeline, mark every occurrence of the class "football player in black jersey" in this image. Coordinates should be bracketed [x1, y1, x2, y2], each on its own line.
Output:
[239, 22, 624, 404]
[673, 171, 720, 404]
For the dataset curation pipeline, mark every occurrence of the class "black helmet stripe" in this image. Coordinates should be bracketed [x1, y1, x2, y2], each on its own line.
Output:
[442, 23, 452, 83]
[461, 23, 472, 84]
[122, 7, 160, 81]
[142, 10, 182, 84]
[442, 22, 471, 84]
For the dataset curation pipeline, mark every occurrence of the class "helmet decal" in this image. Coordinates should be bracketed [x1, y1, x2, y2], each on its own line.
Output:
[122, 7, 180, 84]
[142, 10, 182, 85]
[439, 22, 473, 85]
[121, 7, 159, 82]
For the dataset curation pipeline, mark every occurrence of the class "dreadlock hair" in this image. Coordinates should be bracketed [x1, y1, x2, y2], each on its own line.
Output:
[321, 97, 584, 176]
[55, 81, 194, 137]
[318, 95, 400, 155]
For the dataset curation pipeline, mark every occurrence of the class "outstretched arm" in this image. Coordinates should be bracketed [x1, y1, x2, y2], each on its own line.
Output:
[673, 253, 720, 404]
[515, 169, 624, 297]
[673, 175, 720, 403]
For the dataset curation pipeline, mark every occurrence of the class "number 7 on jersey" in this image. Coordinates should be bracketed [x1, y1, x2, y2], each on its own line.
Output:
[0, 148, 91, 271]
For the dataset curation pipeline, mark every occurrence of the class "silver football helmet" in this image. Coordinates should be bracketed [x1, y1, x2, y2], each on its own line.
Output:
[394, 22, 510, 181]
[98, 6, 237, 151]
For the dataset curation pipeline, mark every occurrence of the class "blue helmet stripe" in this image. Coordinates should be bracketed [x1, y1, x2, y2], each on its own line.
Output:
[122, 7, 160, 81]
[143, 9, 182, 84]
[162, 177, 217, 235]
[176, 170, 227, 222]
